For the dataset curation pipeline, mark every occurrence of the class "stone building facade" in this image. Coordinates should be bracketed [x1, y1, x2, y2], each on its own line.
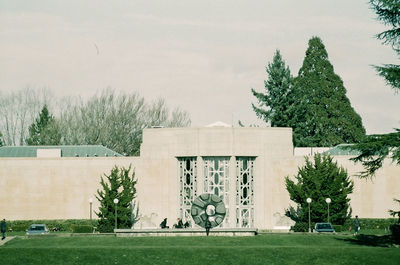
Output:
[0, 126, 399, 229]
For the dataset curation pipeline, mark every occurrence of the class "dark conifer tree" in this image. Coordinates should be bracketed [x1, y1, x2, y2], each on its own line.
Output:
[95, 165, 138, 232]
[292, 37, 366, 147]
[349, 0, 400, 178]
[252, 50, 294, 127]
[285, 154, 353, 225]
[26, 105, 61, 145]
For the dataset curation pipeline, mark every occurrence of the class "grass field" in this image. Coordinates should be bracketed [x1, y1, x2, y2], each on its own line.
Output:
[0, 233, 399, 265]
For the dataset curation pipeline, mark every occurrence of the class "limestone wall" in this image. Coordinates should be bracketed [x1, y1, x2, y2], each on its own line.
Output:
[0, 157, 136, 220]
[332, 156, 400, 218]
[0, 127, 399, 230]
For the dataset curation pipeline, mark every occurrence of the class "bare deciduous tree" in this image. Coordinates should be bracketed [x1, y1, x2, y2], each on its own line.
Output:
[58, 89, 191, 156]
[0, 88, 52, 146]
[144, 98, 191, 128]
[0, 88, 191, 153]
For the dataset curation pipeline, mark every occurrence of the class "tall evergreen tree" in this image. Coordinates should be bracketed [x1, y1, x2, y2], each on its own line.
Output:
[251, 50, 294, 127]
[26, 105, 61, 145]
[0, 131, 3, 147]
[285, 154, 353, 226]
[95, 165, 138, 232]
[349, 0, 400, 178]
[292, 37, 366, 147]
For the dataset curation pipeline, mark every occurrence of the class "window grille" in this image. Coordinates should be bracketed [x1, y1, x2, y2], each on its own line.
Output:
[236, 157, 255, 228]
[203, 157, 230, 227]
[178, 157, 197, 226]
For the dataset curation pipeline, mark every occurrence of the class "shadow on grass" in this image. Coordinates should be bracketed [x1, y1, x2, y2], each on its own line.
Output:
[337, 234, 396, 247]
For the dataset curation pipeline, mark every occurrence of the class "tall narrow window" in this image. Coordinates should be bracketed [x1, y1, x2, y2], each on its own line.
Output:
[178, 157, 197, 225]
[203, 157, 230, 227]
[236, 157, 255, 228]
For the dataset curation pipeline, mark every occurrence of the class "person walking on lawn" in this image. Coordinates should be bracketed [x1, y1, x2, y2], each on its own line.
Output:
[1, 219, 6, 240]
[354, 216, 360, 236]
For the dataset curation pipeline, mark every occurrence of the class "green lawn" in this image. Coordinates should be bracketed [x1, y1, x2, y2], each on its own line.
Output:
[1, 233, 399, 265]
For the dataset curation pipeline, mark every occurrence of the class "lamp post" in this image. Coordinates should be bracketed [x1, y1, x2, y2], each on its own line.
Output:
[89, 198, 93, 220]
[306, 198, 312, 233]
[113, 198, 119, 230]
[326, 198, 331, 223]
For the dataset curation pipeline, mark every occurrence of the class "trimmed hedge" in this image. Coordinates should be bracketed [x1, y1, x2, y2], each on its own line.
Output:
[290, 222, 312, 232]
[8, 223, 30, 232]
[71, 225, 94, 233]
[290, 218, 397, 233]
[343, 218, 397, 230]
[7, 219, 97, 232]
[332, 225, 342, 232]
[291, 223, 342, 232]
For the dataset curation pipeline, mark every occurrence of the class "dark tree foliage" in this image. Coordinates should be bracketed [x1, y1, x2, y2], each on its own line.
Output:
[291, 37, 366, 147]
[95, 165, 138, 232]
[0, 131, 3, 147]
[370, 0, 400, 91]
[25, 105, 61, 145]
[389, 198, 400, 223]
[251, 50, 294, 127]
[348, 129, 400, 177]
[285, 154, 354, 225]
[349, 1, 400, 177]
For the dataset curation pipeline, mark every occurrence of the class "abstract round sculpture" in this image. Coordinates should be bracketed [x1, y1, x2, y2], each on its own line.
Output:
[191, 193, 226, 229]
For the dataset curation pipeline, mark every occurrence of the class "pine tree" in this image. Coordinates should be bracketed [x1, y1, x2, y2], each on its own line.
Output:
[95, 165, 138, 232]
[251, 50, 294, 127]
[285, 154, 353, 226]
[26, 105, 61, 145]
[292, 37, 366, 147]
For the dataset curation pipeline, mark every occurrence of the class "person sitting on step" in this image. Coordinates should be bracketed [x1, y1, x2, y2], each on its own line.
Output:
[173, 218, 184, 228]
[160, 218, 169, 229]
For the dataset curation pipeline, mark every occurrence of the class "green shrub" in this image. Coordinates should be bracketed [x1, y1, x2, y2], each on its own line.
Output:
[97, 222, 114, 233]
[8, 223, 29, 232]
[290, 222, 311, 232]
[71, 225, 93, 233]
[343, 218, 397, 230]
[7, 219, 97, 232]
[390, 224, 400, 243]
[332, 225, 342, 232]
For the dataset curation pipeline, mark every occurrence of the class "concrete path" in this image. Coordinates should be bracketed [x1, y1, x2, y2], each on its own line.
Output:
[0, 236, 15, 246]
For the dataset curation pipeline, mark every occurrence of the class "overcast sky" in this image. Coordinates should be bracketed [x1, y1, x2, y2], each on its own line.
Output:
[0, 0, 398, 134]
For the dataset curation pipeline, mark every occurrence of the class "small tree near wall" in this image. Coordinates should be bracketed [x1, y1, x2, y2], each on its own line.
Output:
[285, 154, 353, 226]
[95, 165, 138, 232]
